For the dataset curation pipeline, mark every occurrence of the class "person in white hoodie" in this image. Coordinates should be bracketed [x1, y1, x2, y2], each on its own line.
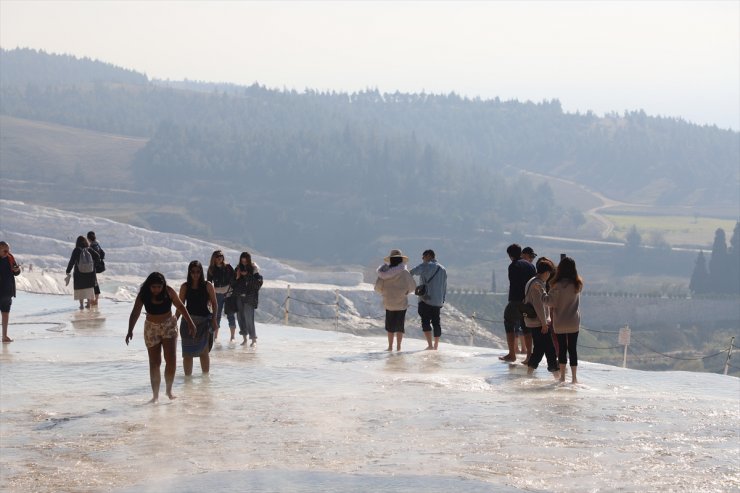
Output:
[375, 249, 417, 351]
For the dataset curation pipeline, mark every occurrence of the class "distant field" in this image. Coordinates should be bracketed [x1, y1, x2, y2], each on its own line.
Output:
[602, 213, 737, 247]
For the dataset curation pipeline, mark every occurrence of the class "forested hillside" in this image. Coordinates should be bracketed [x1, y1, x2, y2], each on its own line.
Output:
[1, 47, 738, 261]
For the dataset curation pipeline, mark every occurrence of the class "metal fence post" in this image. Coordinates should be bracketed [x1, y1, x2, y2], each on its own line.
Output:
[284, 284, 290, 326]
[724, 336, 735, 376]
[335, 289, 339, 331]
[618, 325, 631, 368]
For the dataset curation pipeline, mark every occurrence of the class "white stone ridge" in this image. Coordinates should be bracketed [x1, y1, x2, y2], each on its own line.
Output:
[2, 200, 504, 348]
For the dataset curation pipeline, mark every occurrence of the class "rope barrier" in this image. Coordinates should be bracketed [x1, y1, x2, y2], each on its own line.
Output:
[287, 296, 337, 306]
[259, 293, 736, 369]
[256, 300, 287, 324]
[579, 343, 623, 350]
[581, 327, 620, 334]
[629, 339, 728, 361]
[288, 312, 337, 320]
[470, 315, 504, 325]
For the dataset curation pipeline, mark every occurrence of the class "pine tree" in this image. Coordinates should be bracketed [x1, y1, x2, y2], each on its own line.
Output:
[708, 228, 728, 293]
[491, 269, 496, 294]
[625, 225, 641, 250]
[728, 221, 740, 294]
[689, 250, 709, 294]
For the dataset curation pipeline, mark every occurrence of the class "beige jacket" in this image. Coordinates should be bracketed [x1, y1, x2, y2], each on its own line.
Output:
[523, 277, 549, 329]
[374, 264, 416, 311]
[542, 280, 581, 334]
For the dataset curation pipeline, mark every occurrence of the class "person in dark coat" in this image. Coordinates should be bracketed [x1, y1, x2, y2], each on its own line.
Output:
[0, 241, 21, 343]
[87, 231, 105, 306]
[233, 251, 263, 347]
[65, 236, 100, 309]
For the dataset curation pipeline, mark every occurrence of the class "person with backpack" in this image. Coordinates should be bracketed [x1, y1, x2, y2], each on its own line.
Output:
[65, 235, 100, 309]
[87, 231, 105, 306]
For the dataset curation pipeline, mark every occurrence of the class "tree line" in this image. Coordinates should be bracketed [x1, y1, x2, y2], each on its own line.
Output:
[1, 48, 737, 208]
[1, 47, 738, 262]
[689, 222, 740, 294]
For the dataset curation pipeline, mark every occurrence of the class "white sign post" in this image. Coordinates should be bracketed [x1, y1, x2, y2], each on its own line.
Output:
[618, 325, 631, 368]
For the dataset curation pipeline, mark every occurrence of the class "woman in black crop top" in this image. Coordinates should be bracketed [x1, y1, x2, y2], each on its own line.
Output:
[126, 272, 196, 403]
[177, 261, 218, 376]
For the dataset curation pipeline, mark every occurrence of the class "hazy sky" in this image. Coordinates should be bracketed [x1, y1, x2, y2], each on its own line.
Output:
[1, 1, 738, 129]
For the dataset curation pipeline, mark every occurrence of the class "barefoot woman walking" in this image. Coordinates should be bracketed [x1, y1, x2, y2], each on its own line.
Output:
[126, 272, 196, 402]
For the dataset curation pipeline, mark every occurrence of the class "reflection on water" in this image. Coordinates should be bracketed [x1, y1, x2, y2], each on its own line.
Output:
[1, 293, 739, 493]
[115, 470, 523, 493]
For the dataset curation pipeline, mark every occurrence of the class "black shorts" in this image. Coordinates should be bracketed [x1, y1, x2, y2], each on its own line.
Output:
[385, 309, 407, 333]
[0, 296, 12, 313]
[504, 301, 524, 334]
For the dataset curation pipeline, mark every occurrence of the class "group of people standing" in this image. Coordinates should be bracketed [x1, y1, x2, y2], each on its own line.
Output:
[4, 235, 580, 401]
[502, 244, 583, 383]
[374, 248, 448, 352]
[126, 250, 263, 403]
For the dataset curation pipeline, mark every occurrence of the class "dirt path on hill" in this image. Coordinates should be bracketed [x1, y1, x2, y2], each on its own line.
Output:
[521, 170, 649, 239]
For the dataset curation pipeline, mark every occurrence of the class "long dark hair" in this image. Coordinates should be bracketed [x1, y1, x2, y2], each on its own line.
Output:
[138, 272, 169, 303]
[550, 257, 583, 293]
[238, 251, 254, 274]
[75, 235, 89, 249]
[208, 250, 224, 276]
[187, 260, 206, 290]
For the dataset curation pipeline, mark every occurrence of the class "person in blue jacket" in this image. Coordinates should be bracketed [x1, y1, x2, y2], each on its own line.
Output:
[410, 249, 447, 350]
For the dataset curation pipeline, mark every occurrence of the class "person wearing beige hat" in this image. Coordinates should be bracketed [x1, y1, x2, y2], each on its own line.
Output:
[374, 249, 417, 351]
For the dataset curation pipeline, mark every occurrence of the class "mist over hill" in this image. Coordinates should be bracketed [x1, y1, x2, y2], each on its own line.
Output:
[1, 47, 738, 264]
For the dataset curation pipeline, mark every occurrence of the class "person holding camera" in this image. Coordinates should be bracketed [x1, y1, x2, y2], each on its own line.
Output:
[207, 250, 236, 345]
[233, 251, 263, 347]
[0, 241, 21, 343]
[410, 249, 447, 350]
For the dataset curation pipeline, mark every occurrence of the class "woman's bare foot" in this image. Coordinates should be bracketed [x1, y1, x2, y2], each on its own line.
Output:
[2, 336, 13, 343]
[240, 338, 247, 346]
[148, 396, 159, 404]
[425, 345, 434, 350]
[166, 391, 177, 400]
[386, 346, 393, 351]
[250, 340, 256, 347]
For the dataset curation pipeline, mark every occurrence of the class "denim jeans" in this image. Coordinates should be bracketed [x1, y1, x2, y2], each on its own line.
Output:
[236, 296, 256, 340]
[215, 292, 236, 329]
